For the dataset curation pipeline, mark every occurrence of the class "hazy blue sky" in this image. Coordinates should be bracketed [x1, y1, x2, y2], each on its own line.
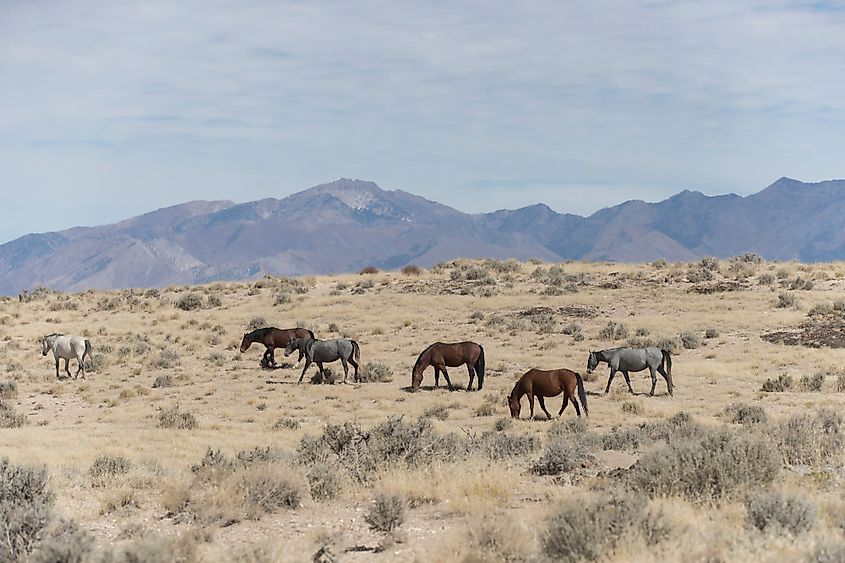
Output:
[1, 1, 843, 244]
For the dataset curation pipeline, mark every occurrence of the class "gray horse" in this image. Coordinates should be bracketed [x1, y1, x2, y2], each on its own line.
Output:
[284, 337, 361, 384]
[42, 333, 92, 379]
[587, 347, 673, 396]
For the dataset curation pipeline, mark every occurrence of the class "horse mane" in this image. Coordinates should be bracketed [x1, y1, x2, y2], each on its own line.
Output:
[247, 327, 271, 338]
[44, 332, 62, 338]
[413, 343, 437, 369]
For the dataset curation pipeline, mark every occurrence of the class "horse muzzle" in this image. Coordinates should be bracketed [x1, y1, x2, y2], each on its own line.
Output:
[42, 351, 47, 356]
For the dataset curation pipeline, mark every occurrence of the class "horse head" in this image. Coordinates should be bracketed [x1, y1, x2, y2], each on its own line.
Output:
[586, 351, 599, 373]
[508, 392, 521, 418]
[284, 338, 300, 357]
[410, 362, 424, 390]
[239, 333, 251, 353]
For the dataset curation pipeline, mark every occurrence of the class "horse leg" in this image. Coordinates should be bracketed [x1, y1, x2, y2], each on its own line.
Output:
[75, 355, 84, 379]
[340, 357, 349, 384]
[622, 371, 635, 394]
[572, 393, 582, 417]
[298, 358, 312, 383]
[657, 364, 673, 396]
[64, 358, 72, 379]
[441, 368, 454, 391]
[648, 367, 658, 396]
[433, 368, 440, 388]
[316, 362, 327, 383]
[294, 350, 303, 369]
[55, 358, 61, 379]
[559, 394, 569, 416]
[538, 396, 552, 419]
[528, 393, 535, 420]
[466, 365, 475, 392]
[348, 353, 359, 383]
[604, 368, 617, 393]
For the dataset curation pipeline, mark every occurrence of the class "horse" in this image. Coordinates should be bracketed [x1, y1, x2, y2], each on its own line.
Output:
[587, 347, 673, 396]
[284, 337, 360, 384]
[41, 333, 92, 379]
[411, 341, 485, 391]
[508, 368, 588, 419]
[240, 327, 315, 368]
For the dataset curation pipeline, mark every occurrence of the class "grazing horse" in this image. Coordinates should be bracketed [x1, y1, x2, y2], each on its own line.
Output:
[587, 347, 673, 396]
[41, 333, 92, 379]
[509, 368, 588, 419]
[240, 327, 314, 368]
[284, 337, 360, 384]
[411, 341, 485, 391]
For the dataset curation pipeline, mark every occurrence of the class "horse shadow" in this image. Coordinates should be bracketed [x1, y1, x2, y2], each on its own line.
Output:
[400, 384, 468, 393]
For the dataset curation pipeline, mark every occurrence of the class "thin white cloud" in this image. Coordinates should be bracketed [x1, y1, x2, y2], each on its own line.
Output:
[0, 0, 843, 241]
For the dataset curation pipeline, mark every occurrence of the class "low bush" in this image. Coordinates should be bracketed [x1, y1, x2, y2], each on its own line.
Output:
[272, 417, 300, 431]
[175, 293, 204, 311]
[151, 374, 174, 389]
[359, 362, 393, 383]
[307, 465, 342, 501]
[365, 492, 406, 532]
[705, 327, 720, 339]
[360, 266, 379, 275]
[158, 406, 198, 429]
[401, 264, 422, 275]
[89, 455, 131, 486]
[532, 437, 592, 476]
[598, 321, 628, 341]
[423, 404, 450, 421]
[773, 410, 844, 466]
[799, 372, 825, 392]
[761, 374, 793, 392]
[0, 399, 25, 428]
[680, 331, 702, 349]
[745, 490, 815, 535]
[723, 403, 768, 425]
[240, 469, 302, 516]
[476, 432, 539, 461]
[625, 429, 780, 500]
[776, 292, 798, 309]
[0, 380, 17, 399]
[0, 458, 54, 562]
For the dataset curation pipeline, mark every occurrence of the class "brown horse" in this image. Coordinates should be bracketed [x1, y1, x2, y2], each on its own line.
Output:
[239, 327, 315, 368]
[508, 368, 588, 419]
[411, 341, 485, 391]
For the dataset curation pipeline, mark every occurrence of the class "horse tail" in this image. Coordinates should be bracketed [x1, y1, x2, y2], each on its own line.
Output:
[575, 372, 589, 416]
[351, 340, 360, 362]
[661, 349, 672, 379]
[84, 339, 93, 364]
[475, 345, 485, 389]
[307, 328, 315, 339]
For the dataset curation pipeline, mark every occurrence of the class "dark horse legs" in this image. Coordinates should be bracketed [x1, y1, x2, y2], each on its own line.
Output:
[263, 347, 275, 367]
[605, 368, 635, 394]
[466, 365, 476, 391]
[537, 396, 553, 419]
[439, 367, 454, 391]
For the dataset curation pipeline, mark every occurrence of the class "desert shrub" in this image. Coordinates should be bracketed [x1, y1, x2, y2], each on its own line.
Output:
[206, 351, 226, 367]
[811, 541, 845, 563]
[835, 373, 845, 393]
[401, 264, 422, 275]
[99, 529, 201, 562]
[561, 322, 583, 341]
[206, 294, 222, 308]
[657, 336, 683, 354]
[151, 349, 180, 369]
[705, 327, 719, 339]
[602, 412, 703, 452]
[370, 416, 463, 466]
[476, 432, 539, 461]
[745, 490, 815, 535]
[151, 374, 174, 389]
[680, 331, 702, 349]
[799, 372, 825, 392]
[89, 456, 131, 486]
[0, 399, 25, 428]
[0, 380, 17, 399]
[759, 273, 775, 285]
[274, 292, 291, 306]
[175, 293, 204, 311]
[761, 374, 793, 392]
[542, 493, 655, 562]
[532, 438, 592, 476]
[365, 492, 406, 532]
[359, 362, 393, 383]
[651, 259, 668, 269]
[789, 277, 814, 290]
[699, 256, 720, 270]
[240, 469, 302, 515]
[272, 417, 300, 431]
[625, 429, 780, 501]
[776, 292, 798, 308]
[158, 406, 198, 429]
[598, 321, 628, 341]
[621, 401, 643, 415]
[493, 417, 513, 432]
[359, 266, 379, 275]
[462, 514, 534, 563]
[773, 410, 844, 466]
[307, 465, 342, 501]
[236, 446, 283, 466]
[29, 520, 94, 563]
[0, 458, 54, 562]
[723, 403, 768, 425]
[246, 317, 268, 331]
[423, 404, 450, 420]
[687, 267, 714, 283]
[474, 394, 498, 417]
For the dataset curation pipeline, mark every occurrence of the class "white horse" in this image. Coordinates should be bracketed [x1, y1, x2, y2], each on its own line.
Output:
[41, 333, 92, 379]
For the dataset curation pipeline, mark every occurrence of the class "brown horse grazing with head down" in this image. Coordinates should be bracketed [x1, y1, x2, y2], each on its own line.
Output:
[411, 341, 485, 391]
[509, 368, 588, 419]
[240, 327, 315, 368]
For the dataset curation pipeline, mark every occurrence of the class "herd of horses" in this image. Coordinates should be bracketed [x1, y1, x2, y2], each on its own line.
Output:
[40, 326, 675, 420]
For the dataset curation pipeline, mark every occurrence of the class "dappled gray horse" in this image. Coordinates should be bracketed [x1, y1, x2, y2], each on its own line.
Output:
[285, 337, 360, 384]
[41, 333, 92, 379]
[587, 347, 673, 396]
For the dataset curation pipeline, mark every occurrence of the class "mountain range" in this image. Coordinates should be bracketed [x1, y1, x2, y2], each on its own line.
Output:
[1, 177, 844, 293]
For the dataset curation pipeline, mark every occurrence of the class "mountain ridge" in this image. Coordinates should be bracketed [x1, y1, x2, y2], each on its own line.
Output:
[2, 177, 844, 293]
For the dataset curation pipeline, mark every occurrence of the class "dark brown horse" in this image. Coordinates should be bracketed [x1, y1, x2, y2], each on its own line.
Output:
[508, 368, 588, 419]
[239, 327, 315, 368]
[411, 341, 485, 391]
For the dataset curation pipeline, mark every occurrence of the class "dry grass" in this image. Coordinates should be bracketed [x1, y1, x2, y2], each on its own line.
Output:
[3, 258, 845, 560]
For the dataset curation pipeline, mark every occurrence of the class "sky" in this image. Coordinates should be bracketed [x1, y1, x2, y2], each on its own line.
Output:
[1, 0, 844, 245]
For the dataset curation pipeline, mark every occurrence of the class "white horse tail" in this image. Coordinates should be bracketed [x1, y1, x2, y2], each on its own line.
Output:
[84, 339, 93, 361]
